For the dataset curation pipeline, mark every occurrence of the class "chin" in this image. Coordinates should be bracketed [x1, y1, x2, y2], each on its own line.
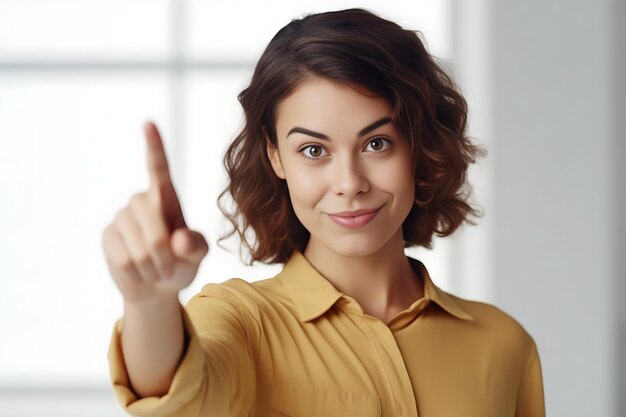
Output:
[321, 235, 387, 258]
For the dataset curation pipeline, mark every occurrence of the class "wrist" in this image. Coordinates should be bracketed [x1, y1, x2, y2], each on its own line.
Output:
[123, 291, 180, 312]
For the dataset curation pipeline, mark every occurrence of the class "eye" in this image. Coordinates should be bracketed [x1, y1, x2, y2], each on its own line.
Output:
[365, 137, 392, 152]
[297, 137, 392, 161]
[299, 145, 328, 160]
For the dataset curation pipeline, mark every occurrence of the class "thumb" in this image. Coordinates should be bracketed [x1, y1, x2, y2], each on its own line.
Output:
[171, 228, 209, 264]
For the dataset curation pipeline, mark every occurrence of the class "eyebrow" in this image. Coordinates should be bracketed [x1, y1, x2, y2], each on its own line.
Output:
[286, 116, 392, 141]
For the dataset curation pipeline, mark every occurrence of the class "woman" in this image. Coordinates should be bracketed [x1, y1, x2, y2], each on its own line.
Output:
[103, 8, 545, 417]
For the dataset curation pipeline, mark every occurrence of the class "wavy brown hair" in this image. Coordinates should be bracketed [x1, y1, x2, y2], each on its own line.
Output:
[217, 8, 486, 265]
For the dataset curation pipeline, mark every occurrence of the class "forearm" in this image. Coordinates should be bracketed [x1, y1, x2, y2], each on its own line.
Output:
[121, 293, 185, 398]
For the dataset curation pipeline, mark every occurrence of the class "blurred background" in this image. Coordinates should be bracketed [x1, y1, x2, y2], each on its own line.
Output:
[0, 0, 623, 416]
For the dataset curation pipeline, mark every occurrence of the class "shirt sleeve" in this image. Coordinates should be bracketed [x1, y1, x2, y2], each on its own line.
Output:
[515, 339, 546, 417]
[108, 285, 259, 417]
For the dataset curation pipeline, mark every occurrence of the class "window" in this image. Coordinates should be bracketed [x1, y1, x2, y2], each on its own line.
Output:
[0, 1, 451, 413]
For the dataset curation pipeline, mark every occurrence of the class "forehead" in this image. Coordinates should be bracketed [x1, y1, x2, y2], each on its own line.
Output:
[275, 78, 393, 133]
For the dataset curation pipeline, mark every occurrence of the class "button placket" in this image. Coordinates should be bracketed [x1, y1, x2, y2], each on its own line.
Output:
[337, 296, 420, 417]
[366, 317, 419, 417]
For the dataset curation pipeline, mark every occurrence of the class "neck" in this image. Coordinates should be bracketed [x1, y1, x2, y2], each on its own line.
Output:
[303, 230, 424, 321]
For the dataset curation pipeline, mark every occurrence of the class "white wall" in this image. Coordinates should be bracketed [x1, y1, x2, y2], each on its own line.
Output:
[613, 0, 626, 415]
[453, 1, 624, 416]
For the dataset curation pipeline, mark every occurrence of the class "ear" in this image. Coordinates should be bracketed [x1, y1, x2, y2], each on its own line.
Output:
[265, 134, 286, 180]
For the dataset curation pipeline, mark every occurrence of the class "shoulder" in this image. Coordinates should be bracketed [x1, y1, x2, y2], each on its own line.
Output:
[190, 275, 289, 322]
[197, 274, 287, 303]
[447, 292, 538, 359]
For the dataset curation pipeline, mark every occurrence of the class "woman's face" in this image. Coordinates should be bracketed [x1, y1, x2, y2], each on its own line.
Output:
[266, 77, 415, 257]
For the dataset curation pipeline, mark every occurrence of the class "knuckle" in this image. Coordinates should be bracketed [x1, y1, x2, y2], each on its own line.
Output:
[151, 158, 167, 175]
[148, 235, 169, 253]
[129, 192, 146, 209]
[117, 255, 135, 273]
[113, 207, 128, 226]
[134, 251, 151, 267]
[147, 186, 164, 205]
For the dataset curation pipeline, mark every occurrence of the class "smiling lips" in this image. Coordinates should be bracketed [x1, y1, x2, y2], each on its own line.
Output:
[327, 206, 382, 229]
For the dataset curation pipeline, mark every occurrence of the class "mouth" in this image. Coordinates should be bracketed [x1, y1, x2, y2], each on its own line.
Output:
[326, 205, 383, 229]
[328, 206, 382, 217]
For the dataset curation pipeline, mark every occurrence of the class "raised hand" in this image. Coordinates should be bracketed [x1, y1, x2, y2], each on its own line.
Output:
[102, 121, 209, 303]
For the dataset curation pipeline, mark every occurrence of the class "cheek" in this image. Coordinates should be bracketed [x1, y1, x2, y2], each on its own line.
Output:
[284, 169, 325, 208]
[385, 165, 415, 214]
[376, 158, 414, 194]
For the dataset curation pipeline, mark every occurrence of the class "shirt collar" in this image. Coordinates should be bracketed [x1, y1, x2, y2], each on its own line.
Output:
[278, 250, 474, 323]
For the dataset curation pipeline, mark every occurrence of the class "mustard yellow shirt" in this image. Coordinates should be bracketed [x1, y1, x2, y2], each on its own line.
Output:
[108, 250, 545, 417]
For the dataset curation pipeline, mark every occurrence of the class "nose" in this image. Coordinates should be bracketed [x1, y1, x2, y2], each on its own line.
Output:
[330, 153, 370, 197]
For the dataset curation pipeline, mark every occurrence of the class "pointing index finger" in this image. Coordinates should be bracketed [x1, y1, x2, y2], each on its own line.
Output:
[144, 121, 173, 189]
